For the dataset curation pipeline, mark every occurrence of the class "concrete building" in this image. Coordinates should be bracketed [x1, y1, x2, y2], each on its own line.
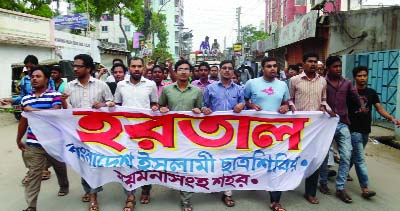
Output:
[265, 0, 362, 34]
[152, 0, 185, 60]
[94, 14, 137, 47]
[0, 9, 55, 99]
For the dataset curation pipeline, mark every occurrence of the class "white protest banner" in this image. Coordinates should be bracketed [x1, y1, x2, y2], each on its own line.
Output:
[24, 107, 338, 192]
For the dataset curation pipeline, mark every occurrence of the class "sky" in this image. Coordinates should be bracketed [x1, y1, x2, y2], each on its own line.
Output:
[184, 0, 265, 50]
[52, 0, 399, 51]
[183, 0, 399, 50]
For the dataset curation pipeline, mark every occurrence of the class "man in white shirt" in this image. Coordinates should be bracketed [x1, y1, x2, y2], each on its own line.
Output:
[114, 57, 158, 210]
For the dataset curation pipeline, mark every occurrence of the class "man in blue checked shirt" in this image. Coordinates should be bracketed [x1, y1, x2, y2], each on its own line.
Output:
[201, 60, 245, 207]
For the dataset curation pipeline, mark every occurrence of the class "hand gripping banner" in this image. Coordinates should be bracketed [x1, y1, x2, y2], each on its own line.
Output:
[24, 107, 339, 192]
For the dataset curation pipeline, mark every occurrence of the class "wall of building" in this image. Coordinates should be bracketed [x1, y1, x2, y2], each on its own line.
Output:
[152, 0, 184, 60]
[329, 6, 400, 55]
[0, 43, 54, 98]
[95, 14, 137, 46]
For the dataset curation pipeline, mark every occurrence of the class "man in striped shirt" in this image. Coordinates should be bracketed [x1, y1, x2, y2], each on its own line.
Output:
[289, 52, 334, 204]
[61, 54, 114, 211]
[17, 66, 69, 211]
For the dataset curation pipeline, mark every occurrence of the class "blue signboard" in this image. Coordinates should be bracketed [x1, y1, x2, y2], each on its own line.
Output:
[53, 14, 88, 29]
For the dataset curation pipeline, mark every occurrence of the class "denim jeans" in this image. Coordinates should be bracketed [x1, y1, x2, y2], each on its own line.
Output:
[350, 132, 370, 188]
[319, 122, 352, 190]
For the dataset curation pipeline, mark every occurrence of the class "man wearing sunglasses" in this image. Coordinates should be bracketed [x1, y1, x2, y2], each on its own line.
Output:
[243, 57, 290, 211]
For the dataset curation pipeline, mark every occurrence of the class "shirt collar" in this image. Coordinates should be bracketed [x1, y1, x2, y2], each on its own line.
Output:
[72, 76, 96, 84]
[125, 76, 147, 84]
[217, 80, 234, 88]
[299, 72, 321, 81]
[173, 82, 193, 89]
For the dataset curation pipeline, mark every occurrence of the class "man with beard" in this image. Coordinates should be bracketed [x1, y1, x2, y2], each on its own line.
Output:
[191, 62, 215, 93]
[243, 57, 290, 211]
[61, 54, 114, 211]
[289, 52, 334, 204]
[18, 66, 69, 211]
[202, 60, 245, 207]
[159, 60, 203, 211]
[209, 65, 220, 81]
[114, 57, 158, 210]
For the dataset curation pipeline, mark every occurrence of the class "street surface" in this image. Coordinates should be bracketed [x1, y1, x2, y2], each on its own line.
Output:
[0, 113, 399, 211]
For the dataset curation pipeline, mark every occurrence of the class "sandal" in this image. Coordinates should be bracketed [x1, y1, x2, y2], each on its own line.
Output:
[361, 190, 376, 199]
[57, 188, 69, 197]
[221, 194, 235, 207]
[82, 193, 90, 202]
[181, 201, 193, 211]
[140, 189, 150, 204]
[123, 200, 136, 211]
[319, 184, 331, 195]
[270, 202, 286, 211]
[303, 194, 319, 204]
[89, 201, 99, 211]
[42, 170, 51, 180]
[336, 190, 353, 203]
[347, 175, 353, 181]
[22, 207, 36, 211]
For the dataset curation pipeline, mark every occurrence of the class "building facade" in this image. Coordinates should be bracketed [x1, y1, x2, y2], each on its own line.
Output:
[152, 0, 185, 60]
[94, 14, 137, 47]
[264, 0, 362, 34]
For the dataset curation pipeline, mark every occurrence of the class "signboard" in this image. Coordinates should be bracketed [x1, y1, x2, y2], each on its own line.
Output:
[0, 8, 53, 47]
[233, 43, 242, 56]
[53, 13, 88, 29]
[24, 107, 338, 192]
[54, 31, 96, 61]
[133, 32, 143, 49]
[277, 10, 318, 48]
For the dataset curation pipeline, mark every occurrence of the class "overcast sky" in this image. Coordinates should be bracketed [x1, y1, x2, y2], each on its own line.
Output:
[53, 0, 399, 50]
[184, 0, 265, 50]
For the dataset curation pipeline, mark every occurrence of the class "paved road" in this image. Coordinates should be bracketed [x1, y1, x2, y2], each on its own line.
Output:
[0, 113, 399, 211]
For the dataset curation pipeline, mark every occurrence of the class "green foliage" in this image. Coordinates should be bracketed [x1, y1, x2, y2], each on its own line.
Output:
[67, 0, 144, 28]
[1, 0, 54, 18]
[147, 12, 170, 61]
[241, 25, 269, 46]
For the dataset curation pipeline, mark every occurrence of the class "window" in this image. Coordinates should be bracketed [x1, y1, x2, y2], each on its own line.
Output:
[119, 38, 125, 44]
[124, 25, 130, 32]
[295, 0, 306, 5]
[99, 39, 108, 42]
[101, 26, 108, 32]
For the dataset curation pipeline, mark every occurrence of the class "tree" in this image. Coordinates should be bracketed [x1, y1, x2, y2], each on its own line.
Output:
[241, 25, 269, 47]
[68, 0, 144, 48]
[1, 0, 55, 18]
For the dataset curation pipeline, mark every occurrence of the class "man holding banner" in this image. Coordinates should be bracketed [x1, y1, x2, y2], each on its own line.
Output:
[159, 59, 203, 211]
[244, 57, 290, 211]
[289, 52, 334, 204]
[202, 60, 245, 207]
[114, 57, 159, 210]
[18, 66, 69, 211]
[320, 56, 363, 203]
[61, 54, 114, 211]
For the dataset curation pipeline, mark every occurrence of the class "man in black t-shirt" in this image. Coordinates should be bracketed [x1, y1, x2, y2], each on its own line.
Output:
[348, 66, 400, 199]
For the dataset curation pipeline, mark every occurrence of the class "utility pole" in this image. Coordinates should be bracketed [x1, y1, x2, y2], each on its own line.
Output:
[236, 7, 241, 43]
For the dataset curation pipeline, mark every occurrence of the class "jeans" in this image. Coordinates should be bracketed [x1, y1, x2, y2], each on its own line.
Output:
[82, 178, 103, 194]
[269, 191, 282, 203]
[305, 169, 320, 197]
[350, 132, 370, 188]
[319, 123, 352, 190]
